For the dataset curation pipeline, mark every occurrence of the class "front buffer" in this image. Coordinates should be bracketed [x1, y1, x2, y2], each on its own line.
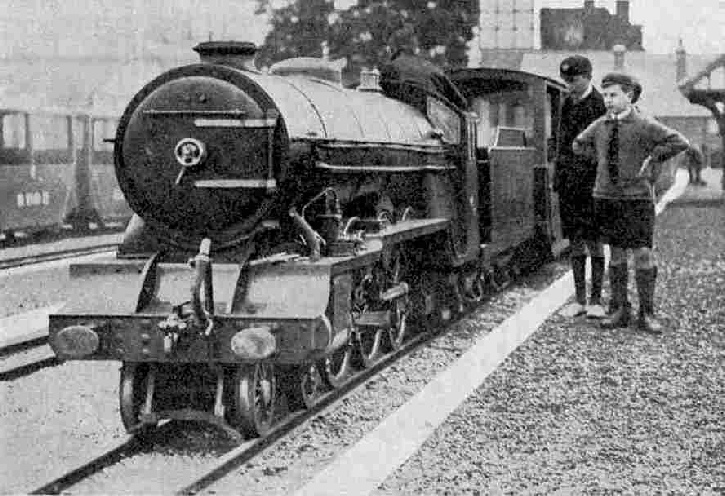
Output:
[48, 241, 355, 439]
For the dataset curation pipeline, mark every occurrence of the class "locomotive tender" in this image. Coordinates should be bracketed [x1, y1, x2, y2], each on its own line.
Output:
[49, 41, 568, 438]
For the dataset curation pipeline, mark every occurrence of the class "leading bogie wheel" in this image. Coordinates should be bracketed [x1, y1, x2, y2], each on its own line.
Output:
[119, 362, 152, 438]
[228, 362, 277, 438]
[323, 343, 354, 388]
[356, 327, 386, 368]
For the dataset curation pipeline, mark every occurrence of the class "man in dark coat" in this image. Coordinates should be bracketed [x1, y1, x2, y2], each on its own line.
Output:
[379, 24, 467, 112]
[684, 144, 706, 185]
[555, 55, 608, 318]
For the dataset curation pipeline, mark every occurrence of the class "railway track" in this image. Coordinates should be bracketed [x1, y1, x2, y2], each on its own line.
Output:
[0, 243, 118, 271]
[26, 321, 438, 495]
[0, 305, 66, 381]
[0, 243, 117, 380]
[25, 260, 538, 496]
[13, 245, 555, 494]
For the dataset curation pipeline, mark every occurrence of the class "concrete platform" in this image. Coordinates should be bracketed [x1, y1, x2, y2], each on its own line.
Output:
[669, 167, 723, 207]
[296, 170, 723, 495]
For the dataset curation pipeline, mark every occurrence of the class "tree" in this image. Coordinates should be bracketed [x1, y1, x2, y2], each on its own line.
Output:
[255, 0, 478, 83]
[255, 0, 336, 67]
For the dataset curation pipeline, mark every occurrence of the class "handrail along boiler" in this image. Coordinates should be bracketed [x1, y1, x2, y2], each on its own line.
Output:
[48, 41, 568, 438]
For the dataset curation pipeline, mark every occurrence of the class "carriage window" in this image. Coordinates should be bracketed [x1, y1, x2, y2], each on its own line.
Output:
[2, 113, 27, 149]
[31, 115, 69, 150]
[427, 97, 461, 144]
[72, 117, 86, 148]
[94, 119, 117, 151]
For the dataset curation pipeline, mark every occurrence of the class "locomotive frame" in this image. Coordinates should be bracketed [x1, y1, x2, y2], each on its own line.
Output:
[49, 42, 568, 439]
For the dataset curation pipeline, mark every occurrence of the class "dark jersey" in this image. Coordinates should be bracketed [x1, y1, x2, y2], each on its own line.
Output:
[555, 87, 606, 197]
[379, 52, 467, 111]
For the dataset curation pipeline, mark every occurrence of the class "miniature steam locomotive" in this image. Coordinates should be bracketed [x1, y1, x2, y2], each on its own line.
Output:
[49, 41, 568, 438]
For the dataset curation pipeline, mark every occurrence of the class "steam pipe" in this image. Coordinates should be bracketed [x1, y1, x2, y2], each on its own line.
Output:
[289, 208, 322, 261]
[191, 238, 213, 334]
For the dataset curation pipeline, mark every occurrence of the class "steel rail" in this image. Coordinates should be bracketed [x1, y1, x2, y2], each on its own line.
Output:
[29, 438, 152, 495]
[174, 330, 434, 495]
[0, 243, 117, 270]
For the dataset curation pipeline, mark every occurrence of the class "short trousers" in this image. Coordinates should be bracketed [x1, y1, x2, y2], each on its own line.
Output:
[559, 194, 600, 241]
[594, 198, 655, 248]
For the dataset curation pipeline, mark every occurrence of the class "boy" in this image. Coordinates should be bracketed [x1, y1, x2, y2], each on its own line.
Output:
[555, 55, 607, 319]
[573, 72, 689, 334]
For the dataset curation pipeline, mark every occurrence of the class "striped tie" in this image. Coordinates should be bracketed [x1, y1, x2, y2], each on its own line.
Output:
[607, 119, 619, 184]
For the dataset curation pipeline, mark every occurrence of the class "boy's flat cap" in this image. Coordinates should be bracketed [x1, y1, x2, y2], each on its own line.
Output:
[601, 71, 642, 102]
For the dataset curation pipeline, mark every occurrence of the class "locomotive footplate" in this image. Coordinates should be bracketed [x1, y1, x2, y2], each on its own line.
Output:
[48, 217, 449, 437]
[49, 217, 449, 364]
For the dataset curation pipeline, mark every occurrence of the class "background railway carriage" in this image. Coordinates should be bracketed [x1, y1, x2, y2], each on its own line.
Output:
[48, 41, 568, 439]
[0, 106, 76, 240]
[0, 104, 131, 242]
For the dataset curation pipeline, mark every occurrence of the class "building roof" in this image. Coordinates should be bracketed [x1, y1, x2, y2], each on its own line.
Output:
[519, 50, 716, 118]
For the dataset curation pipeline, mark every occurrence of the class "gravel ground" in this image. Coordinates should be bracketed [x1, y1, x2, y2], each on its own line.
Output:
[376, 205, 724, 495]
[203, 260, 570, 495]
[0, 360, 125, 494]
[0, 267, 75, 318]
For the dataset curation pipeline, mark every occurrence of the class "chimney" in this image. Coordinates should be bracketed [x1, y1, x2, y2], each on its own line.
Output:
[358, 68, 382, 92]
[584, 0, 595, 12]
[193, 41, 258, 71]
[613, 44, 626, 70]
[676, 39, 687, 83]
[616, 1, 630, 23]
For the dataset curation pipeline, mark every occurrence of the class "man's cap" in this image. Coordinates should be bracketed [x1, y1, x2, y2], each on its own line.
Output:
[601, 71, 642, 103]
[559, 55, 592, 78]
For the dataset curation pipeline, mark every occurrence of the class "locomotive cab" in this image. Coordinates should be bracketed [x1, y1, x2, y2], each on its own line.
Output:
[450, 67, 567, 261]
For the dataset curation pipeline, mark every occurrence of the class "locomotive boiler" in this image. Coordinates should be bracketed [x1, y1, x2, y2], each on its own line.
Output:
[49, 41, 568, 438]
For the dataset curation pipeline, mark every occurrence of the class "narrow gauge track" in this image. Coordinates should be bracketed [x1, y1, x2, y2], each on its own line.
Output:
[28, 320, 434, 495]
[0, 344, 61, 381]
[0, 243, 117, 271]
[0, 311, 65, 381]
[27, 260, 543, 496]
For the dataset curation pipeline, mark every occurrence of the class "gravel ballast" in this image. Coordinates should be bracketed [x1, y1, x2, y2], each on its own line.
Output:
[375, 205, 724, 495]
[203, 261, 571, 495]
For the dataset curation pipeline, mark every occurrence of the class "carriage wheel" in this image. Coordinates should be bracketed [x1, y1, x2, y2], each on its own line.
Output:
[228, 363, 276, 437]
[357, 327, 386, 368]
[119, 362, 152, 437]
[323, 344, 354, 388]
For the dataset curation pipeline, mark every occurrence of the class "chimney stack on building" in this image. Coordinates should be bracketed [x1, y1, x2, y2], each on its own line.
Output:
[676, 39, 688, 83]
[584, 0, 595, 12]
[616, 1, 630, 23]
[613, 44, 626, 70]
